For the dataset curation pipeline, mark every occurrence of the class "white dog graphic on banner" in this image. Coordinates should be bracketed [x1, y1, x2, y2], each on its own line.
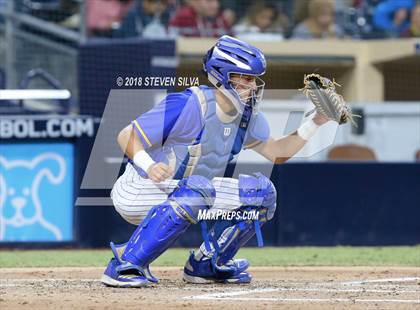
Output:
[0, 153, 66, 241]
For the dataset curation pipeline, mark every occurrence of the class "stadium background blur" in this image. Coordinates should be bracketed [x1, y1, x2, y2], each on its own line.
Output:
[0, 0, 419, 248]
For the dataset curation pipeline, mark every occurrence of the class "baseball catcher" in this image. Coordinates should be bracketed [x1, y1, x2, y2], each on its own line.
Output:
[101, 36, 349, 287]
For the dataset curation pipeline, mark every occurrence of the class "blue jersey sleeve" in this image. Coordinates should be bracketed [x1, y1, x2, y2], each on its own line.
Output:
[243, 112, 270, 149]
[132, 90, 203, 148]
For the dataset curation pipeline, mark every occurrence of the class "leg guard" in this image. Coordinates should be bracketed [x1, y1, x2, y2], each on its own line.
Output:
[216, 173, 277, 264]
[105, 175, 215, 285]
[184, 173, 276, 283]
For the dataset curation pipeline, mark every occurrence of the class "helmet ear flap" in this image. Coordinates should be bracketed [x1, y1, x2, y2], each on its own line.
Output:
[203, 47, 215, 77]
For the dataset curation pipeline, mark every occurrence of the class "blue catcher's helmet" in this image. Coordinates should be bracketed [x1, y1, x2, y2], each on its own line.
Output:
[203, 35, 266, 113]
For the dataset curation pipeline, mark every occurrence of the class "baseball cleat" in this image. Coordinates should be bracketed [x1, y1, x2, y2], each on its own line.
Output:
[183, 252, 251, 284]
[183, 270, 252, 284]
[101, 258, 149, 288]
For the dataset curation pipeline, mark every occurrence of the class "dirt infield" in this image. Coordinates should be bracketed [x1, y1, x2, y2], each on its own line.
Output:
[0, 266, 419, 309]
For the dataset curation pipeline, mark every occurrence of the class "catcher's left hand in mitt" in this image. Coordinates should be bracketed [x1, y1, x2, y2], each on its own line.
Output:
[300, 73, 359, 125]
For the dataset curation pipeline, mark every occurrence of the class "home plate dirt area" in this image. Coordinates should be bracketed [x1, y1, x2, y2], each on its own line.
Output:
[0, 267, 419, 309]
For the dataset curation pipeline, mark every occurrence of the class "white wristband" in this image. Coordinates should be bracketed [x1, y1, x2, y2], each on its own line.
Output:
[297, 119, 319, 141]
[133, 150, 156, 172]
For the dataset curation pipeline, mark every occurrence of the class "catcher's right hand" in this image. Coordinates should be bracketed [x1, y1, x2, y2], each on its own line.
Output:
[147, 162, 174, 183]
[300, 73, 359, 125]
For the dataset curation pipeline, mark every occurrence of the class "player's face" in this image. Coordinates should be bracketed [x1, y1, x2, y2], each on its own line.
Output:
[230, 73, 258, 102]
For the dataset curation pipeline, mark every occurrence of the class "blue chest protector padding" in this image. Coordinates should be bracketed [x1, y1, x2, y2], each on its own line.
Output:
[173, 86, 252, 180]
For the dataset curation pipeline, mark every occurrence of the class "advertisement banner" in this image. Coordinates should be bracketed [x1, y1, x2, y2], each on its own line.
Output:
[0, 143, 73, 241]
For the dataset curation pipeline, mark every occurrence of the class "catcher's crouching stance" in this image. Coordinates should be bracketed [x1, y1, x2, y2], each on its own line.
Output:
[101, 36, 352, 287]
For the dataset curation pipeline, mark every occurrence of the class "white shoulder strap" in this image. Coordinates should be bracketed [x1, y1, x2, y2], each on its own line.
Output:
[183, 86, 206, 178]
[189, 86, 207, 118]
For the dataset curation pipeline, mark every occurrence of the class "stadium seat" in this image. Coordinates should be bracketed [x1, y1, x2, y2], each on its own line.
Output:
[327, 144, 377, 161]
[415, 150, 420, 162]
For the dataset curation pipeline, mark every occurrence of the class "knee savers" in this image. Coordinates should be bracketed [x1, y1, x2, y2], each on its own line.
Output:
[121, 175, 215, 269]
[205, 173, 277, 266]
[238, 173, 277, 221]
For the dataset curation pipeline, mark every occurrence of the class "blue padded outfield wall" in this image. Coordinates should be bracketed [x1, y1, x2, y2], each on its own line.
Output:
[75, 163, 420, 248]
[270, 163, 420, 246]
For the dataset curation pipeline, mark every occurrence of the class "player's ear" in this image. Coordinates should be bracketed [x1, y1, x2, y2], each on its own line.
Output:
[202, 47, 214, 78]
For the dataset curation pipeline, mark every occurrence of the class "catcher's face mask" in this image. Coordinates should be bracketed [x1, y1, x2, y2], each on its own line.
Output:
[229, 73, 265, 113]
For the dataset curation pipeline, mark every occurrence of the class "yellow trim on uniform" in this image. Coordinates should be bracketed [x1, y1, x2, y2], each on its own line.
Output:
[170, 201, 197, 224]
[133, 119, 152, 147]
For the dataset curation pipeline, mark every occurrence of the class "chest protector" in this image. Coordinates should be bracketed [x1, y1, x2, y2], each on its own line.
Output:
[172, 86, 251, 180]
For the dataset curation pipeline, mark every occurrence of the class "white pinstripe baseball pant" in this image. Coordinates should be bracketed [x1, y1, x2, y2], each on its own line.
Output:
[111, 163, 242, 225]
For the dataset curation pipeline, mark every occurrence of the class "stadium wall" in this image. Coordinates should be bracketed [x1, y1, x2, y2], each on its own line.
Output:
[73, 162, 420, 248]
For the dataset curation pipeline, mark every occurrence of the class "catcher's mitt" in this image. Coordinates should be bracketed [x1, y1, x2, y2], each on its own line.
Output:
[300, 73, 359, 125]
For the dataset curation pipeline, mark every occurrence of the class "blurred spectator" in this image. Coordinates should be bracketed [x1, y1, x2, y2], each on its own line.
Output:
[293, 0, 310, 26]
[233, 2, 287, 41]
[373, 0, 414, 37]
[401, 2, 420, 37]
[221, 0, 286, 29]
[168, 0, 231, 37]
[291, 0, 344, 39]
[292, 0, 351, 27]
[221, 0, 253, 24]
[87, 0, 134, 37]
[221, 7, 236, 29]
[338, 0, 386, 39]
[115, 0, 173, 38]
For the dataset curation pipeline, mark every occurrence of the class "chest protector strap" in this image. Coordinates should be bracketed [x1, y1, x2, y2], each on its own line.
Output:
[182, 86, 213, 178]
